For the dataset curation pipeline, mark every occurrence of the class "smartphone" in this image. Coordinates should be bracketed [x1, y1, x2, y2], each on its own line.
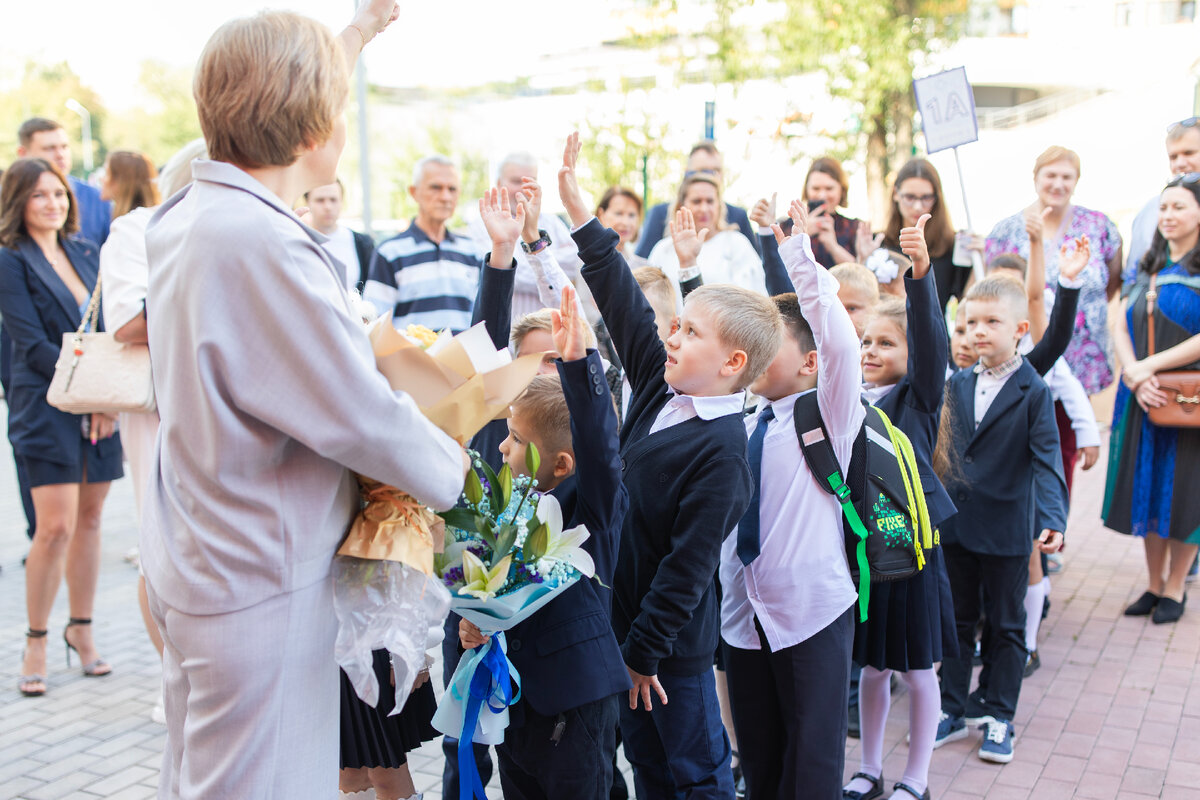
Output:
[807, 199, 825, 213]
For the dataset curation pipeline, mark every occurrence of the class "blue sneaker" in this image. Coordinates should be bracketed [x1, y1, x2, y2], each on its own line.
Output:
[978, 718, 1014, 763]
[933, 712, 967, 748]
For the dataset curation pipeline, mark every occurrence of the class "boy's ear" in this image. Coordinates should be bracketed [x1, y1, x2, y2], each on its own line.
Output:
[799, 349, 820, 377]
[553, 449, 575, 479]
[1015, 319, 1030, 339]
[722, 348, 748, 377]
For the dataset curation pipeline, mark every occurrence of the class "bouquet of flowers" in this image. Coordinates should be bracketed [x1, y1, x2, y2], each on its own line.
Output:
[430, 444, 595, 799]
[333, 317, 542, 715]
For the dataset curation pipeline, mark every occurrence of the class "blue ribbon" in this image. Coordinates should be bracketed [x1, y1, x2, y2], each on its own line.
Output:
[455, 632, 520, 800]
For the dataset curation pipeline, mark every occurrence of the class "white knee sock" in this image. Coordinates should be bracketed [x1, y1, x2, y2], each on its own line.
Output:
[897, 668, 939, 796]
[1024, 582, 1045, 653]
[1042, 575, 1051, 596]
[845, 666, 891, 794]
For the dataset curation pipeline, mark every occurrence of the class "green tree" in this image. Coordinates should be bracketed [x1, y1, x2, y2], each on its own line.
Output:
[0, 62, 108, 176]
[574, 93, 683, 210]
[105, 62, 203, 165]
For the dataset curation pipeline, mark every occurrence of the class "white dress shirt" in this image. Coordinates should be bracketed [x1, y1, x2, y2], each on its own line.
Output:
[649, 390, 746, 434]
[647, 229, 768, 297]
[973, 354, 1023, 426]
[321, 225, 359, 291]
[468, 212, 582, 320]
[720, 232, 860, 652]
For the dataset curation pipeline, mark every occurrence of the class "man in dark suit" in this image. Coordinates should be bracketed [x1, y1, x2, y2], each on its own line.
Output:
[304, 180, 375, 293]
[635, 141, 760, 259]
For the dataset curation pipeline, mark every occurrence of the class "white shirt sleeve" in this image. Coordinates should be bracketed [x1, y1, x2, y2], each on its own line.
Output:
[99, 208, 153, 331]
[1045, 359, 1101, 449]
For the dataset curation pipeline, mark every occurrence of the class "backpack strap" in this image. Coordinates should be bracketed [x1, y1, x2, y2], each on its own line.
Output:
[793, 393, 871, 623]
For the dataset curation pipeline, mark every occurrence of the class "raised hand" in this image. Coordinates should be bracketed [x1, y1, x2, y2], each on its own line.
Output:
[750, 193, 777, 228]
[771, 198, 809, 246]
[855, 220, 883, 260]
[479, 187, 524, 268]
[899, 213, 931, 279]
[670, 207, 709, 268]
[551, 285, 587, 362]
[1058, 235, 1091, 282]
[518, 177, 543, 244]
[558, 132, 590, 229]
[1024, 206, 1051, 244]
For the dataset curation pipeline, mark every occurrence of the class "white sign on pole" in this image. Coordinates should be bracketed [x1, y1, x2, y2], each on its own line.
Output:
[912, 67, 978, 154]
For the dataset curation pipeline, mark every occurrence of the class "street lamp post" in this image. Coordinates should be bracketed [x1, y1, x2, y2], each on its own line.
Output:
[64, 98, 93, 174]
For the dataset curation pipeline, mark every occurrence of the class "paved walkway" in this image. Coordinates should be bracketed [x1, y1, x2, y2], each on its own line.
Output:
[1, 419, 1196, 799]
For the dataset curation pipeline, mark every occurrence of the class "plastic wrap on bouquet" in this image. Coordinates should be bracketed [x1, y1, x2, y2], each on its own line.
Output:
[333, 556, 451, 715]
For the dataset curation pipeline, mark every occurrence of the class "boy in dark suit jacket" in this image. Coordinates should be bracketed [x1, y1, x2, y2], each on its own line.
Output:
[937, 276, 1069, 765]
[558, 133, 783, 799]
[459, 284, 631, 800]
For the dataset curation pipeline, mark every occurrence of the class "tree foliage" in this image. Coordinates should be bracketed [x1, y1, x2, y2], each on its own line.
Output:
[0, 62, 108, 176]
[574, 91, 683, 210]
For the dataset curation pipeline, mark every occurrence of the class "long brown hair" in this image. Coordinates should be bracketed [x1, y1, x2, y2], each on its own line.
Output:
[0, 158, 78, 249]
[805, 156, 849, 207]
[884, 159, 954, 259]
[667, 174, 729, 236]
[105, 151, 161, 220]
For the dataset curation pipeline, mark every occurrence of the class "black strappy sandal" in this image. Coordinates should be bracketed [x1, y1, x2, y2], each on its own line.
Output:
[892, 781, 930, 800]
[843, 771, 884, 800]
[19, 628, 48, 697]
[64, 618, 112, 677]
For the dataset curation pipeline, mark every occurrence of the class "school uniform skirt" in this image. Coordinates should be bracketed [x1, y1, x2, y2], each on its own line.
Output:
[340, 649, 438, 769]
[852, 544, 958, 672]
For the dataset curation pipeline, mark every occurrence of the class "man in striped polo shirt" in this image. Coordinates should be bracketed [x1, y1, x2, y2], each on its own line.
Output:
[364, 155, 483, 333]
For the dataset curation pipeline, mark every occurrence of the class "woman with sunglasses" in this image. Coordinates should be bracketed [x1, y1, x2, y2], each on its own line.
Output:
[985, 146, 1124, 395]
[1104, 172, 1200, 624]
[877, 159, 966, 309]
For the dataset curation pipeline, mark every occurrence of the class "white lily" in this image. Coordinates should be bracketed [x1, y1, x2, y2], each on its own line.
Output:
[461, 551, 511, 600]
[534, 495, 595, 578]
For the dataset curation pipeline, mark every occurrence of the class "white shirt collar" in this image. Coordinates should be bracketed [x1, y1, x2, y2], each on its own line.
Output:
[861, 382, 897, 406]
[665, 388, 746, 420]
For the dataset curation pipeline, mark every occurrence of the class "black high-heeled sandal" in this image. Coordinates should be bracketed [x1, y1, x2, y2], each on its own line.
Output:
[19, 628, 48, 697]
[64, 618, 112, 677]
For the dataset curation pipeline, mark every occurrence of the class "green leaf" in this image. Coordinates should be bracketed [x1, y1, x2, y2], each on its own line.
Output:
[478, 523, 498, 549]
[498, 463, 513, 510]
[463, 467, 484, 506]
[479, 459, 504, 514]
[524, 521, 550, 562]
[492, 523, 520, 567]
[438, 507, 484, 534]
[525, 442, 541, 480]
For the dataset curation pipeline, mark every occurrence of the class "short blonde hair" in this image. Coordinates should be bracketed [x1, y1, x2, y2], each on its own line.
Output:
[194, 12, 348, 169]
[633, 266, 675, 312]
[511, 374, 572, 457]
[869, 296, 907, 336]
[830, 262, 881, 301]
[964, 275, 1029, 321]
[510, 308, 597, 352]
[684, 285, 782, 389]
[1033, 146, 1081, 180]
[157, 139, 209, 200]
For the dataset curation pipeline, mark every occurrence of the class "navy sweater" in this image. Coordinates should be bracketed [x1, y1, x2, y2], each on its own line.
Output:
[575, 219, 753, 677]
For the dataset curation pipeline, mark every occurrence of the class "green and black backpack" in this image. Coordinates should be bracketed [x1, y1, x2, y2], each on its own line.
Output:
[792, 393, 934, 622]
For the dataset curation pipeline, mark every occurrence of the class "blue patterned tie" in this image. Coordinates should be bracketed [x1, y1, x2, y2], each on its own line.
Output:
[737, 404, 775, 566]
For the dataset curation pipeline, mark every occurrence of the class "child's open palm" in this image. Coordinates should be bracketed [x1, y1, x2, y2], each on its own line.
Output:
[558, 132, 590, 228]
[770, 198, 809, 246]
[670, 207, 709, 266]
[479, 186, 525, 249]
[1058, 236, 1091, 282]
[551, 285, 587, 362]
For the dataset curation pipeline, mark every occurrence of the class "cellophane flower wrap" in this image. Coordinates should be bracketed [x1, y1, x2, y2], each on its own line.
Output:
[334, 319, 541, 715]
[431, 445, 595, 800]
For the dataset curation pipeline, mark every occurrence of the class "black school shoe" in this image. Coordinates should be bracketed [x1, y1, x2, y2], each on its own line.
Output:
[892, 781, 931, 800]
[1152, 595, 1186, 624]
[1124, 591, 1160, 616]
[842, 772, 883, 800]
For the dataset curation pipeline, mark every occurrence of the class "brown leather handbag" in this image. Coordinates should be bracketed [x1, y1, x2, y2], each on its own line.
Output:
[1144, 273, 1200, 428]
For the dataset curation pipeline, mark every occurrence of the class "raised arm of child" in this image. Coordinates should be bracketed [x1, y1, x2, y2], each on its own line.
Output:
[899, 214, 950, 413]
[751, 193, 794, 296]
[671, 206, 708, 298]
[469, 187, 519, 349]
[772, 199, 864, 444]
[1024, 207, 1050, 340]
[1025, 238, 1084, 376]
[560, 132, 668, 396]
[516, 177, 590, 319]
[551, 285, 627, 578]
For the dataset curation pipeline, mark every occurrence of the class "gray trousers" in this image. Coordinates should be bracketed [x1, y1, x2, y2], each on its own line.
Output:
[145, 576, 338, 800]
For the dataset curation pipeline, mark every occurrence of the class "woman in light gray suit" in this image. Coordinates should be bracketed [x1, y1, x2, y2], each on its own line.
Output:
[139, 5, 469, 799]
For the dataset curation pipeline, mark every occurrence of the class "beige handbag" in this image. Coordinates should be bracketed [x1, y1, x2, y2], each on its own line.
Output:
[46, 273, 156, 415]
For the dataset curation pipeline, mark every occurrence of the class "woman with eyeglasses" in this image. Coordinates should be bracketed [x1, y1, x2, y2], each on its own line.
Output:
[1103, 172, 1200, 625]
[985, 146, 1124, 395]
[877, 159, 967, 309]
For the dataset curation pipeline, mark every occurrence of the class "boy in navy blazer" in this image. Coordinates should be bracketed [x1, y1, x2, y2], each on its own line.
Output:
[937, 276, 1069, 764]
[460, 284, 631, 799]
[558, 133, 783, 799]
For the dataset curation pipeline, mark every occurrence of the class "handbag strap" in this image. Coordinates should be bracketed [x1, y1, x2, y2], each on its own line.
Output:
[75, 272, 102, 337]
[1146, 273, 1157, 357]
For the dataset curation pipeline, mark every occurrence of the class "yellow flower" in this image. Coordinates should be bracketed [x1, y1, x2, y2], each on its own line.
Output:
[404, 324, 441, 348]
[460, 551, 511, 601]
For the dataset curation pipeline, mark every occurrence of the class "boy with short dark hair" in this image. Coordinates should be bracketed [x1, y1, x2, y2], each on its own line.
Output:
[559, 132, 783, 799]
[937, 276, 1069, 764]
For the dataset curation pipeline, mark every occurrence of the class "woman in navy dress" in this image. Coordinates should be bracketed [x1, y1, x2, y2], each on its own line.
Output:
[1104, 174, 1200, 625]
[0, 158, 123, 697]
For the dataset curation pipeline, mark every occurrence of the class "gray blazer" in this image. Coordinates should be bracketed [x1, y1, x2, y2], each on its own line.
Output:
[142, 160, 464, 615]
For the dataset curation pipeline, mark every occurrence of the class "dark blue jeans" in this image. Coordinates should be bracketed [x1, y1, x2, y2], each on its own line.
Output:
[619, 668, 734, 800]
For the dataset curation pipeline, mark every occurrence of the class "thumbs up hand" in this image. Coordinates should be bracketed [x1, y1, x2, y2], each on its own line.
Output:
[899, 213, 931, 279]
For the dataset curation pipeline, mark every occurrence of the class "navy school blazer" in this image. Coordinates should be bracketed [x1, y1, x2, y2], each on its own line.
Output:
[0, 236, 121, 464]
[939, 359, 1069, 557]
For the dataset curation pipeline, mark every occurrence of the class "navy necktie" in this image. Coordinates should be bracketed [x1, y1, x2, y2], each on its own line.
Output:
[737, 404, 775, 566]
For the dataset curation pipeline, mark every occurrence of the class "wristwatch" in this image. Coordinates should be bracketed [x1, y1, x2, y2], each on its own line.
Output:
[521, 229, 552, 255]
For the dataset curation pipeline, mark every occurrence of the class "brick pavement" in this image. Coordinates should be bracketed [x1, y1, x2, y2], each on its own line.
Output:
[1, 414, 1196, 799]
